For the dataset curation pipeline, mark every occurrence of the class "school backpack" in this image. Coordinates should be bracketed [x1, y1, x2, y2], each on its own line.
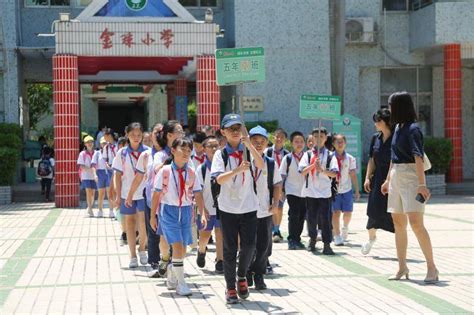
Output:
[38, 158, 52, 177]
[305, 150, 338, 201]
[265, 156, 275, 204]
[266, 147, 289, 160]
[160, 164, 196, 202]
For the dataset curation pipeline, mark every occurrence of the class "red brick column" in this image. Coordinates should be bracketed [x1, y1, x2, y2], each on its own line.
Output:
[53, 55, 80, 208]
[444, 44, 463, 183]
[196, 55, 220, 130]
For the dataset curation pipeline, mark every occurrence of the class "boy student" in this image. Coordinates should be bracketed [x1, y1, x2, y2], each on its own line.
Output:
[38, 146, 54, 202]
[280, 131, 307, 250]
[331, 134, 360, 246]
[195, 136, 224, 274]
[265, 128, 289, 243]
[247, 126, 282, 290]
[299, 127, 338, 255]
[210, 113, 264, 304]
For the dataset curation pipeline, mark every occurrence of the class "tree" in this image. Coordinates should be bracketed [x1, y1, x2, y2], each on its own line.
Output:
[27, 84, 53, 131]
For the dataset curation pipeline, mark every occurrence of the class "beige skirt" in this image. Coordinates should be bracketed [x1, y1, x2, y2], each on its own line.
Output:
[387, 164, 425, 214]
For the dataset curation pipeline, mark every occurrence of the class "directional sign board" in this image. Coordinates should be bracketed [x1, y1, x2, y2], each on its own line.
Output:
[215, 47, 265, 86]
[299, 95, 341, 120]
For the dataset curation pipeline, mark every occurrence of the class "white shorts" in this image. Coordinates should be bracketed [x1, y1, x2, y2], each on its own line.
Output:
[388, 164, 425, 214]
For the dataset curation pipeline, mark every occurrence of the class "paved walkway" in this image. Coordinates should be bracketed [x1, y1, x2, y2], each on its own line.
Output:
[0, 196, 473, 314]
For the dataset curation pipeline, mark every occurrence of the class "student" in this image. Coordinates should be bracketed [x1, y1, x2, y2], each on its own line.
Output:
[280, 131, 307, 250]
[77, 135, 97, 217]
[92, 137, 111, 218]
[114, 137, 128, 245]
[306, 134, 315, 151]
[38, 146, 55, 202]
[299, 127, 338, 255]
[247, 126, 282, 290]
[191, 132, 207, 168]
[150, 138, 205, 296]
[112, 122, 149, 269]
[143, 131, 153, 148]
[210, 113, 264, 304]
[195, 136, 224, 274]
[103, 129, 117, 218]
[265, 128, 289, 243]
[331, 134, 360, 246]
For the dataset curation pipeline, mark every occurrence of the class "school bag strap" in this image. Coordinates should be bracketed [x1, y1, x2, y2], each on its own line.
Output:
[265, 156, 275, 204]
[200, 162, 207, 183]
[266, 147, 273, 158]
[305, 151, 312, 188]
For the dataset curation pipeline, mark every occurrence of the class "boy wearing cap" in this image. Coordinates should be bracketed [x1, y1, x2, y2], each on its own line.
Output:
[299, 127, 339, 255]
[210, 114, 264, 304]
[247, 126, 282, 290]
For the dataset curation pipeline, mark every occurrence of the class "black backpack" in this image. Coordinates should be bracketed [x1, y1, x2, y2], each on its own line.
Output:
[38, 158, 52, 177]
[265, 156, 275, 205]
[305, 150, 338, 201]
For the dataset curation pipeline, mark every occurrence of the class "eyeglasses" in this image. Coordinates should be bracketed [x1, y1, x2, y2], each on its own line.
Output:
[228, 126, 242, 133]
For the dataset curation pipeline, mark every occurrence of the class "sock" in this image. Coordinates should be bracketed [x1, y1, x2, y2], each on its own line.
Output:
[172, 259, 185, 284]
[275, 225, 280, 233]
[272, 226, 277, 233]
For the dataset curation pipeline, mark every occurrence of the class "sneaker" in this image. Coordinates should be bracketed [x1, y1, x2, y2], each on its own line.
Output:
[246, 272, 254, 287]
[120, 232, 127, 246]
[272, 233, 282, 243]
[334, 235, 344, 246]
[109, 210, 115, 218]
[158, 259, 169, 277]
[288, 241, 297, 250]
[87, 208, 94, 217]
[215, 260, 224, 274]
[149, 264, 161, 278]
[97, 210, 104, 218]
[196, 250, 206, 268]
[166, 264, 177, 290]
[295, 241, 306, 250]
[237, 279, 249, 299]
[316, 230, 322, 241]
[341, 227, 349, 241]
[225, 289, 239, 304]
[176, 282, 192, 296]
[138, 251, 148, 265]
[254, 274, 267, 290]
[129, 257, 138, 269]
[322, 244, 335, 256]
[266, 261, 274, 275]
[361, 238, 376, 255]
[308, 238, 317, 252]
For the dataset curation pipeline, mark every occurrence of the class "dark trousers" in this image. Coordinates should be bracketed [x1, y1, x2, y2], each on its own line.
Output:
[144, 197, 161, 266]
[249, 216, 273, 276]
[287, 195, 306, 243]
[220, 210, 258, 289]
[306, 197, 332, 244]
[41, 178, 52, 199]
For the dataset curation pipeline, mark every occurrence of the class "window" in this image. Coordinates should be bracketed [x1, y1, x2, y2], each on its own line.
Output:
[380, 67, 433, 136]
[25, 0, 69, 6]
[383, 0, 408, 11]
[179, 0, 218, 7]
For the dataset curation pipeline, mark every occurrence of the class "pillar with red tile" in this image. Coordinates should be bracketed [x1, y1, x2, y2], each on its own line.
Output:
[444, 44, 463, 183]
[53, 55, 80, 207]
[196, 55, 221, 130]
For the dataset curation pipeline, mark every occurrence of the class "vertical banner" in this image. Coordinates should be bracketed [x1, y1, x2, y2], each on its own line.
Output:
[175, 96, 188, 126]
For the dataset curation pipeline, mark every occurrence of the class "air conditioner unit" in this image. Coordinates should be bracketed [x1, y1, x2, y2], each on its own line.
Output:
[345, 17, 375, 44]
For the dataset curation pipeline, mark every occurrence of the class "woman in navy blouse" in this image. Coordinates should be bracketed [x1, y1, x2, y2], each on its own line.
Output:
[381, 92, 438, 284]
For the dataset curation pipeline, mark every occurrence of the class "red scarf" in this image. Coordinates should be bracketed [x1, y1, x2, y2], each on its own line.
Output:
[274, 148, 282, 167]
[130, 151, 141, 174]
[84, 150, 94, 165]
[177, 169, 186, 207]
[229, 150, 245, 183]
[194, 154, 206, 165]
[336, 152, 345, 182]
[310, 149, 320, 176]
[293, 151, 303, 163]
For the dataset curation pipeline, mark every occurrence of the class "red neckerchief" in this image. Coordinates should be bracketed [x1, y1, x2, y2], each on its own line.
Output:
[177, 169, 186, 208]
[194, 153, 206, 165]
[85, 150, 94, 164]
[130, 151, 142, 174]
[274, 147, 283, 167]
[310, 148, 320, 176]
[336, 152, 345, 182]
[229, 150, 245, 184]
[293, 151, 303, 163]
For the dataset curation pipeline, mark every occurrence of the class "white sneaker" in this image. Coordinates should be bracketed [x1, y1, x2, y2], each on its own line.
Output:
[166, 264, 177, 290]
[334, 235, 344, 246]
[342, 227, 349, 241]
[109, 210, 115, 218]
[129, 257, 138, 269]
[139, 251, 148, 265]
[87, 208, 94, 217]
[316, 230, 322, 241]
[176, 282, 192, 296]
[97, 210, 104, 218]
[361, 239, 376, 255]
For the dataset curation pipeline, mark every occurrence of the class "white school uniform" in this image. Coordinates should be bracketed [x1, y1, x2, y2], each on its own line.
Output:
[103, 142, 117, 168]
[210, 143, 259, 214]
[112, 145, 150, 200]
[92, 150, 107, 170]
[137, 146, 161, 208]
[298, 148, 339, 199]
[264, 145, 287, 168]
[279, 152, 305, 198]
[336, 152, 357, 194]
[254, 157, 282, 219]
[195, 159, 216, 216]
[77, 150, 95, 180]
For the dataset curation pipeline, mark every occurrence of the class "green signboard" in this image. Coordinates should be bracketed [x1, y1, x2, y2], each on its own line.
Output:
[299, 95, 341, 120]
[215, 47, 265, 86]
[333, 114, 362, 192]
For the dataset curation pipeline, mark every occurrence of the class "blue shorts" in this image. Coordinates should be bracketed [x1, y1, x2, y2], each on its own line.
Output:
[197, 214, 221, 231]
[120, 199, 145, 215]
[96, 170, 110, 189]
[332, 191, 354, 212]
[81, 179, 97, 190]
[160, 205, 193, 246]
[156, 211, 164, 236]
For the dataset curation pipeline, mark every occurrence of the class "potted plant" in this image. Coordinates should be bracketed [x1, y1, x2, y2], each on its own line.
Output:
[0, 123, 23, 204]
[424, 137, 453, 195]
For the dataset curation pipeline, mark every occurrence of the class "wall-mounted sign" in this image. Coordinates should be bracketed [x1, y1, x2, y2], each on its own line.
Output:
[242, 96, 264, 112]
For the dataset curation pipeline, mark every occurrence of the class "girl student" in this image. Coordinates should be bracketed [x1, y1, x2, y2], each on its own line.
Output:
[91, 137, 111, 218]
[77, 135, 97, 217]
[103, 128, 117, 218]
[150, 137, 206, 296]
[112, 122, 149, 269]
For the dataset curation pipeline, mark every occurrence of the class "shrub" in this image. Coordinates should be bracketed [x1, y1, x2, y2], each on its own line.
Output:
[0, 123, 22, 139]
[0, 148, 20, 186]
[0, 134, 23, 152]
[245, 120, 279, 133]
[424, 137, 453, 174]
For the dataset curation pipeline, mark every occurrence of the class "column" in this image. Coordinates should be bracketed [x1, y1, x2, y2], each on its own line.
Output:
[53, 55, 80, 207]
[444, 44, 463, 183]
[166, 84, 176, 120]
[196, 55, 220, 130]
[174, 78, 188, 126]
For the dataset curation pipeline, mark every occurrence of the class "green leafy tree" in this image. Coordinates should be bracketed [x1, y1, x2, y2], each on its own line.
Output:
[27, 84, 53, 131]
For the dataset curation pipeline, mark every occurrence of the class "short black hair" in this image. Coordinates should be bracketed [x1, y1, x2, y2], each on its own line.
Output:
[373, 108, 391, 128]
[117, 137, 127, 147]
[171, 137, 193, 151]
[274, 128, 288, 138]
[312, 127, 328, 135]
[104, 128, 114, 136]
[202, 136, 218, 147]
[192, 131, 207, 144]
[290, 131, 305, 142]
[388, 92, 417, 125]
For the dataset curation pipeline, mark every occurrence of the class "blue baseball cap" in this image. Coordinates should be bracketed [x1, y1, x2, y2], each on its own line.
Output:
[221, 113, 243, 129]
[249, 125, 268, 139]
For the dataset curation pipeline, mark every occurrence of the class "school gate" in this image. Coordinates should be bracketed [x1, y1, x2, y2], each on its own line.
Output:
[53, 1, 220, 207]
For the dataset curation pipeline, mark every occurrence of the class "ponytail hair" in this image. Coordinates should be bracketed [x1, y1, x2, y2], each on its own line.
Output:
[125, 122, 144, 145]
[157, 120, 181, 148]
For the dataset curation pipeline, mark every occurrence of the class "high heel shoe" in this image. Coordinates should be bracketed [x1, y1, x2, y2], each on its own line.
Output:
[424, 269, 439, 284]
[388, 268, 410, 280]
